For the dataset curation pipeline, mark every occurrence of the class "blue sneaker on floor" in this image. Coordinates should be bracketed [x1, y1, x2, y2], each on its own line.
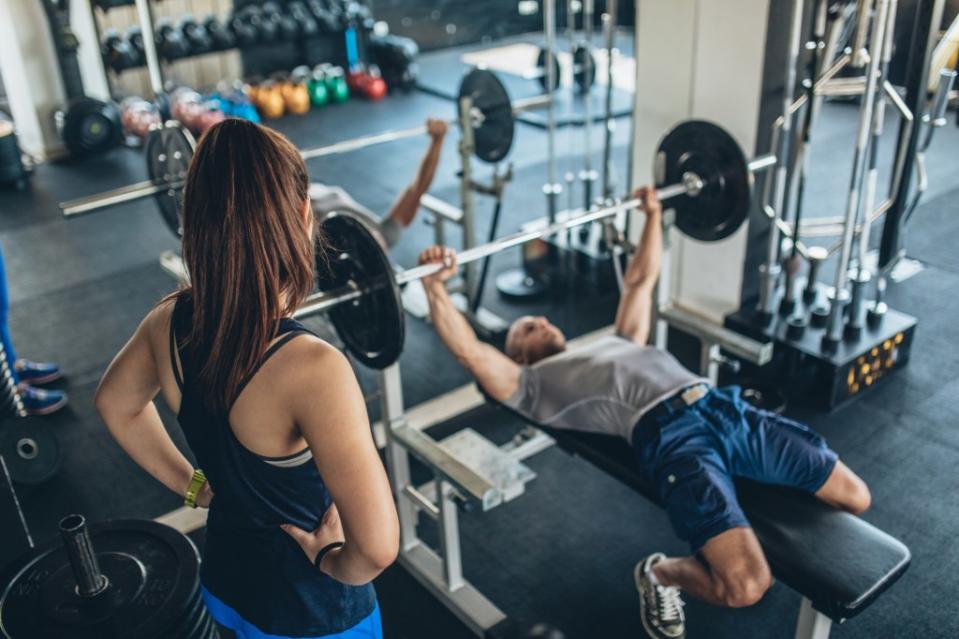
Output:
[18, 384, 68, 416]
[14, 359, 62, 385]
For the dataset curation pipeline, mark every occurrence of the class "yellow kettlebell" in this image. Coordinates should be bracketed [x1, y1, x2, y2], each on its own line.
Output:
[281, 81, 311, 116]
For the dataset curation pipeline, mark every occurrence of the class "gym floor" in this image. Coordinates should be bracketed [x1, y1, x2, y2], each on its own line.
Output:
[2, 35, 959, 639]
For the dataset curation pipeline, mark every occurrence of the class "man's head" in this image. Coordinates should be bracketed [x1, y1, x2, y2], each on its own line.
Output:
[505, 316, 567, 365]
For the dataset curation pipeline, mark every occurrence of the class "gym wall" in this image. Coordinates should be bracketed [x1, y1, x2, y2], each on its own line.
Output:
[630, 0, 771, 323]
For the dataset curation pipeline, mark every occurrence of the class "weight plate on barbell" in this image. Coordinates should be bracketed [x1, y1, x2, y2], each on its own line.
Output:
[535, 46, 563, 93]
[0, 417, 62, 485]
[458, 68, 515, 164]
[572, 44, 597, 92]
[145, 120, 196, 239]
[655, 120, 751, 242]
[0, 519, 203, 639]
[316, 212, 404, 369]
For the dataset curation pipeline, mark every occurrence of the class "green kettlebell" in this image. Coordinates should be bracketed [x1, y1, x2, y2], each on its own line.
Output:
[307, 76, 329, 107]
[325, 67, 350, 104]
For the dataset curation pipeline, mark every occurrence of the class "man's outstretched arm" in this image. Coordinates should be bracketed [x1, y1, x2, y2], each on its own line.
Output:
[614, 187, 663, 344]
[386, 119, 448, 228]
[419, 246, 521, 402]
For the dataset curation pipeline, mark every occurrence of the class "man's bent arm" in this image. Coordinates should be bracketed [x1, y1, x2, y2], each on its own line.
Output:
[615, 188, 663, 344]
[423, 280, 521, 402]
[386, 122, 447, 227]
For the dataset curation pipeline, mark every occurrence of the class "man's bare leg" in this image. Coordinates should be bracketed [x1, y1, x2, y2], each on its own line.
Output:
[651, 527, 772, 608]
[814, 460, 871, 514]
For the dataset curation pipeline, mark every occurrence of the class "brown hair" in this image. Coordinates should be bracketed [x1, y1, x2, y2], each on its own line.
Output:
[172, 118, 314, 414]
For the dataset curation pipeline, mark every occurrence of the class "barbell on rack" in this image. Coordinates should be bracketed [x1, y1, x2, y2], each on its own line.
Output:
[59, 68, 548, 238]
[303, 120, 776, 369]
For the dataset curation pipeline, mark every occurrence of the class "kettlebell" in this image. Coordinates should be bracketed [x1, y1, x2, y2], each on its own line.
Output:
[282, 81, 311, 115]
[256, 82, 285, 119]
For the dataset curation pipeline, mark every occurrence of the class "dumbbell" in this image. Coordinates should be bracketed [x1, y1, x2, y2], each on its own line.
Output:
[255, 3, 282, 43]
[230, 11, 259, 47]
[317, 65, 351, 103]
[289, 1, 319, 38]
[101, 28, 140, 72]
[307, 0, 340, 32]
[204, 14, 236, 51]
[156, 19, 192, 60]
[262, 1, 300, 40]
[126, 25, 146, 66]
[179, 15, 213, 56]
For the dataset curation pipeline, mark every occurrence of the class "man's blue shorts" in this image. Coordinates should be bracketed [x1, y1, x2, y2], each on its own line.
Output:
[631, 386, 839, 552]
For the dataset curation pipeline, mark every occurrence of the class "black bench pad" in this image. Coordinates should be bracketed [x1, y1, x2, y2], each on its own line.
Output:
[486, 398, 911, 622]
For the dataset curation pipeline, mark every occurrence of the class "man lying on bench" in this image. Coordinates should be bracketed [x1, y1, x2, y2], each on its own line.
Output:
[416, 187, 873, 639]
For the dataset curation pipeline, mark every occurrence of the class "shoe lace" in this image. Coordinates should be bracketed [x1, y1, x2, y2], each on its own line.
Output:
[658, 585, 684, 623]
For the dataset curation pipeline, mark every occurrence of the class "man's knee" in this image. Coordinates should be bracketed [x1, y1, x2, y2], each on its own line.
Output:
[714, 563, 772, 608]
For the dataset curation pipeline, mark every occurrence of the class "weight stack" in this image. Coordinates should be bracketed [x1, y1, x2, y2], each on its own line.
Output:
[0, 515, 216, 639]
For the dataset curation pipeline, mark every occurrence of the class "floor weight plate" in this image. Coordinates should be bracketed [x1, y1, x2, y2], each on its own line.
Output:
[145, 120, 196, 239]
[0, 519, 202, 639]
[0, 417, 62, 485]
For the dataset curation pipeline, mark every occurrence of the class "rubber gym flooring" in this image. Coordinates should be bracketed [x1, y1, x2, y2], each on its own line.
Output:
[2, 42, 958, 638]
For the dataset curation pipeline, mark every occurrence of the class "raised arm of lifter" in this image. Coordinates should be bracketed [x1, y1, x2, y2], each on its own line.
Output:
[614, 187, 663, 344]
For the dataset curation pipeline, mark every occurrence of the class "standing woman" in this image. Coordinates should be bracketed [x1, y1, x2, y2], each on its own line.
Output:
[96, 119, 399, 639]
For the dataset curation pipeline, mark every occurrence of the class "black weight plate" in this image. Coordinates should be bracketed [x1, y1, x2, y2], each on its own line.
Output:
[145, 120, 196, 238]
[572, 44, 596, 92]
[654, 120, 751, 242]
[315, 212, 404, 369]
[0, 519, 201, 639]
[0, 417, 62, 485]
[535, 46, 562, 93]
[62, 97, 123, 157]
[458, 68, 514, 164]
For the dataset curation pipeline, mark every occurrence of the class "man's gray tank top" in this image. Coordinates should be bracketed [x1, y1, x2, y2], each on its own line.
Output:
[504, 334, 706, 440]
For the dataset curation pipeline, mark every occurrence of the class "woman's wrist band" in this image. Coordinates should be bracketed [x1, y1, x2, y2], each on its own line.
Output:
[314, 541, 345, 570]
[184, 469, 207, 508]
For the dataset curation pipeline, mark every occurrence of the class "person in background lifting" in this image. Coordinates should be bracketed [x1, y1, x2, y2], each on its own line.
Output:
[417, 187, 872, 639]
[96, 119, 398, 639]
[310, 118, 448, 249]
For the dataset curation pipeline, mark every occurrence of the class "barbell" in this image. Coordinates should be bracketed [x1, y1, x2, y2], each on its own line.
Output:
[303, 119, 776, 369]
[59, 68, 547, 238]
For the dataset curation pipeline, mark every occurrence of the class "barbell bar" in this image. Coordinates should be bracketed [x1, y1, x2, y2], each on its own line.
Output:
[59, 80, 549, 219]
[295, 152, 776, 321]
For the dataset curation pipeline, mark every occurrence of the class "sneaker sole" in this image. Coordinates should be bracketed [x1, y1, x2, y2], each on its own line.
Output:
[635, 560, 685, 639]
[25, 397, 68, 416]
[17, 371, 63, 385]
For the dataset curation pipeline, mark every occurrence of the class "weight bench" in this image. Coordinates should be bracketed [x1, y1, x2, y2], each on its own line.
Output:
[483, 392, 911, 638]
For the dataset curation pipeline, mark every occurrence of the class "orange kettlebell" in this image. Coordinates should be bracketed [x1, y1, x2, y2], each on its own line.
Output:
[257, 82, 285, 119]
[281, 81, 311, 115]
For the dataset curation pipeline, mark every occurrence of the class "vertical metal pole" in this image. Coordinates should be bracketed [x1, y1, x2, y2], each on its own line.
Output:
[758, 0, 805, 320]
[458, 97, 479, 304]
[133, 0, 164, 96]
[378, 366, 418, 551]
[700, 343, 721, 386]
[437, 478, 465, 591]
[580, 0, 598, 209]
[782, 0, 829, 315]
[600, 0, 618, 200]
[848, 0, 897, 335]
[543, 0, 562, 223]
[825, 0, 890, 346]
[878, 0, 946, 270]
[654, 217, 672, 350]
[851, 0, 874, 67]
[794, 597, 834, 639]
